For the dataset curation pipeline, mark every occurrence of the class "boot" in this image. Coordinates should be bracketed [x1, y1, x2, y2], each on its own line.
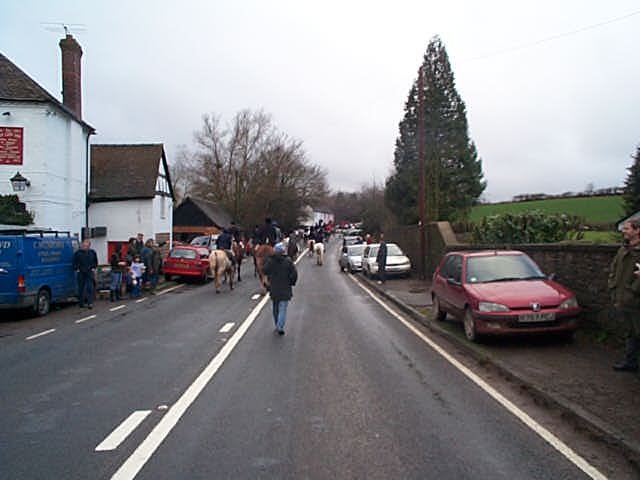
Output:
[613, 337, 639, 372]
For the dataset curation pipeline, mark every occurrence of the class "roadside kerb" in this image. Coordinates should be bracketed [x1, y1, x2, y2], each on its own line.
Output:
[358, 274, 640, 468]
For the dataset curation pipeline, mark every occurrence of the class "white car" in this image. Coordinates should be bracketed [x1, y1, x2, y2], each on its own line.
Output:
[362, 243, 411, 279]
[339, 244, 365, 273]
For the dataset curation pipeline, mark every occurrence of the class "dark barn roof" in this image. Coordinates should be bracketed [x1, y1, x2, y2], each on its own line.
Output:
[173, 197, 232, 229]
[90, 144, 174, 201]
[0, 52, 94, 132]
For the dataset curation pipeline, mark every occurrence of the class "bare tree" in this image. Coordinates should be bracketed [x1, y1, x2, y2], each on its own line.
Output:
[169, 144, 197, 203]
[188, 109, 328, 231]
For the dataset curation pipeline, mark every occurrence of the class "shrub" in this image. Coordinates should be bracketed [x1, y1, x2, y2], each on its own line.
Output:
[472, 210, 584, 244]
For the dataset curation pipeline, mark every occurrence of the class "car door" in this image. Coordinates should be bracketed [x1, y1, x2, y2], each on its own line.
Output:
[445, 255, 466, 318]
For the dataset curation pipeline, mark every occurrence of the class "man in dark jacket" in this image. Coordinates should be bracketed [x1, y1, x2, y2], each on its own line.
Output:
[610, 220, 640, 372]
[258, 218, 278, 245]
[73, 239, 98, 308]
[217, 228, 236, 265]
[376, 233, 388, 285]
[263, 242, 298, 335]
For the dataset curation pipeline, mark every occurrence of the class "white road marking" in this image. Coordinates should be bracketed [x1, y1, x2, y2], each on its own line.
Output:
[95, 410, 152, 452]
[75, 314, 97, 324]
[251, 294, 261, 300]
[135, 298, 148, 303]
[110, 294, 270, 480]
[155, 284, 184, 296]
[110, 305, 126, 312]
[219, 322, 235, 333]
[26, 329, 55, 340]
[350, 275, 607, 480]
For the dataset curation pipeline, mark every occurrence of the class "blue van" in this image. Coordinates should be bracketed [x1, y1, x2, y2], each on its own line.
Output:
[0, 229, 79, 316]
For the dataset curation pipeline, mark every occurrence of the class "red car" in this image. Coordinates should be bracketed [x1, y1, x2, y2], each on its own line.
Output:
[431, 250, 581, 342]
[163, 246, 211, 283]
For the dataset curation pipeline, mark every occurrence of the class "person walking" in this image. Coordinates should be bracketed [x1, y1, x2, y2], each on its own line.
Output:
[610, 219, 640, 373]
[73, 239, 98, 308]
[109, 243, 126, 301]
[149, 242, 163, 293]
[264, 242, 298, 335]
[376, 233, 388, 285]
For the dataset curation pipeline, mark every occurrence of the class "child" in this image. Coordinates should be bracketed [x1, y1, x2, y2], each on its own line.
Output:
[129, 255, 145, 297]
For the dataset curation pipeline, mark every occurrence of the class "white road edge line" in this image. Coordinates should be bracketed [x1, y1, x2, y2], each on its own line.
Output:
[26, 328, 56, 340]
[110, 295, 270, 480]
[219, 322, 235, 333]
[96, 410, 152, 452]
[135, 297, 148, 303]
[75, 314, 97, 324]
[110, 305, 126, 312]
[350, 275, 607, 480]
[155, 284, 184, 296]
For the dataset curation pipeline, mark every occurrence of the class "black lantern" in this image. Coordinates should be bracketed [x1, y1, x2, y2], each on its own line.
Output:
[10, 171, 30, 192]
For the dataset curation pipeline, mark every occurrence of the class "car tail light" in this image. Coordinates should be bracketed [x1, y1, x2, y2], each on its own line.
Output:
[18, 275, 25, 293]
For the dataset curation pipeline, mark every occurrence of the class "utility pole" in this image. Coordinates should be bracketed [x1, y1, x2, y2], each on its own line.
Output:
[417, 66, 426, 280]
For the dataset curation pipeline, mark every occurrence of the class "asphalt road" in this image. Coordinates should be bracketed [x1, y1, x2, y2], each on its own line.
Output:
[1, 243, 600, 479]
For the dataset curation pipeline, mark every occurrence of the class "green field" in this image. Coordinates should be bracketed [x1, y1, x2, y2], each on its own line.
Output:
[470, 195, 624, 225]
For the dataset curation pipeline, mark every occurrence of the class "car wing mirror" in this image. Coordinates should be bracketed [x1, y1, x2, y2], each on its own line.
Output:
[446, 277, 461, 286]
[342, 247, 347, 253]
[548, 273, 556, 281]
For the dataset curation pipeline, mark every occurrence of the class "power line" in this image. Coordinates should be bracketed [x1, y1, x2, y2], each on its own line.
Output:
[466, 8, 640, 62]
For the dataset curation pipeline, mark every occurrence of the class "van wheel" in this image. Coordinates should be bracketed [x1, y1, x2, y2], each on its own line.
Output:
[34, 289, 51, 316]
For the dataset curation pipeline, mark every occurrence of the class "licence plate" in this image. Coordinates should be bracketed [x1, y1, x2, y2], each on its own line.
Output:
[519, 312, 555, 323]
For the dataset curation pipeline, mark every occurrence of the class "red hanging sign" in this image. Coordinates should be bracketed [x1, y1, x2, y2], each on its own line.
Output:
[0, 127, 24, 165]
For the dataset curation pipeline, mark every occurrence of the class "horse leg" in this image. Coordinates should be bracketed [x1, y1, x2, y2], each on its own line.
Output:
[237, 258, 242, 282]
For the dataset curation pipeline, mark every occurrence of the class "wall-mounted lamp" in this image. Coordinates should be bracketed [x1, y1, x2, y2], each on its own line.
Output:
[2, 111, 10, 116]
[10, 171, 30, 191]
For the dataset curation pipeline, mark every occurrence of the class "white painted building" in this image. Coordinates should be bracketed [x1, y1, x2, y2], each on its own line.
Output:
[88, 144, 174, 263]
[0, 36, 94, 237]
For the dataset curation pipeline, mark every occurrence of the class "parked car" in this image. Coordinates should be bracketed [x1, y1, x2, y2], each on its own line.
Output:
[362, 243, 412, 278]
[0, 229, 78, 316]
[339, 244, 365, 273]
[342, 235, 363, 248]
[431, 250, 581, 342]
[189, 234, 219, 252]
[163, 246, 211, 282]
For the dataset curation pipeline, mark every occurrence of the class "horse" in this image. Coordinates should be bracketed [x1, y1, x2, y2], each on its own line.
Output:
[231, 240, 245, 283]
[314, 242, 324, 266]
[208, 249, 235, 293]
[253, 243, 274, 295]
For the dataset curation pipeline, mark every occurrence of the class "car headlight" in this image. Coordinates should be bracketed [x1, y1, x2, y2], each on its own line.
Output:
[478, 301, 510, 312]
[559, 297, 578, 309]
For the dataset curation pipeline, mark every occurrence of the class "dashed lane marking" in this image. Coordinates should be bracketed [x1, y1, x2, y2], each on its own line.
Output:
[251, 294, 261, 300]
[155, 284, 184, 296]
[75, 314, 97, 324]
[350, 274, 607, 480]
[26, 329, 56, 340]
[110, 305, 126, 312]
[135, 298, 148, 303]
[219, 322, 235, 333]
[96, 410, 152, 452]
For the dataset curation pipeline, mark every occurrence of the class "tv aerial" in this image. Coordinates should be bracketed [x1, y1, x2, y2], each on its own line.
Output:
[41, 23, 87, 36]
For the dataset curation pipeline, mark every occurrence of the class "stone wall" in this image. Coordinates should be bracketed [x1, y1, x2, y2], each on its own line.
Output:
[385, 221, 621, 335]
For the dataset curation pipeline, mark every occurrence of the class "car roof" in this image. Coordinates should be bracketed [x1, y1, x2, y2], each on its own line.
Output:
[448, 250, 525, 258]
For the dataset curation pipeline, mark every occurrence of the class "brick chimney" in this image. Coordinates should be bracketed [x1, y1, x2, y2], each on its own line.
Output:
[59, 34, 83, 119]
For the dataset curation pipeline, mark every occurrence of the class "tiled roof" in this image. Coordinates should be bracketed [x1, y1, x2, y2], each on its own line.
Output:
[90, 144, 170, 201]
[0, 52, 94, 132]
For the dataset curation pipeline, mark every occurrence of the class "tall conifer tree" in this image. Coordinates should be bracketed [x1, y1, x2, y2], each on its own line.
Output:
[386, 36, 486, 223]
[623, 145, 640, 216]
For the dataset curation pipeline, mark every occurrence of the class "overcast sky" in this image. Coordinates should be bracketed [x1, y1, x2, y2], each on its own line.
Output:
[2, 0, 639, 201]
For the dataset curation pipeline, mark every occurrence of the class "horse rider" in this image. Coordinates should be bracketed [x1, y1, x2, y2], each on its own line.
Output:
[229, 221, 242, 244]
[258, 217, 278, 245]
[216, 228, 236, 265]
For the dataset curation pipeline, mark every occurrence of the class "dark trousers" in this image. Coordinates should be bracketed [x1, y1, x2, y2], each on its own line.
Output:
[77, 271, 95, 306]
[378, 263, 386, 282]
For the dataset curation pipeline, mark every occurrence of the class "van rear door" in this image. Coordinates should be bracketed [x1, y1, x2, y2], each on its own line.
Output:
[0, 236, 21, 305]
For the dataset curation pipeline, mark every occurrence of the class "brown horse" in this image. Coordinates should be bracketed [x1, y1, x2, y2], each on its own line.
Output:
[231, 240, 245, 282]
[208, 249, 236, 293]
[253, 243, 274, 294]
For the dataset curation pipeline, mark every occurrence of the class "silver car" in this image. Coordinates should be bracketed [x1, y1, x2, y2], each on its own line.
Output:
[362, 243, 411, 278]
[339, 244, 365, 273]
